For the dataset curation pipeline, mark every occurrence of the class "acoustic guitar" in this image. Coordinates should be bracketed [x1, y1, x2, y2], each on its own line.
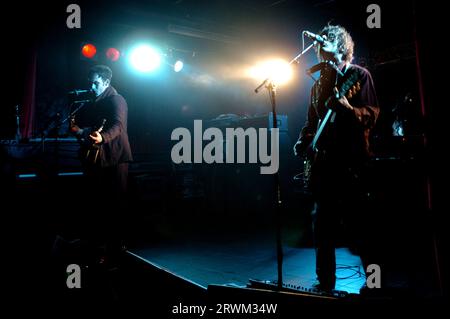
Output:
[84, 118, 107, 165]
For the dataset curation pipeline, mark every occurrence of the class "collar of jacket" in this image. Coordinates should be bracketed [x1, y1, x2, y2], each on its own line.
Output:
[95, 85, 118, 102]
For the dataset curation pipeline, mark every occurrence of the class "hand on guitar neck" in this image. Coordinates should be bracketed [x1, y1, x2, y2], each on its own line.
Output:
[69, 116, 81, 134]
[89, 131, 103, 144]
[327, 85, 359, 112]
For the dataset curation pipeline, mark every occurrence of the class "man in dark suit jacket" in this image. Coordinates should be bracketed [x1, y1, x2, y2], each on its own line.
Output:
[70, 64, 132, 263]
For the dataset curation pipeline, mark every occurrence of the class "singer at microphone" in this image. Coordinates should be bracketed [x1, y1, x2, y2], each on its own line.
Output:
[68, 65, 132, 265]
[303, 31, 328, 45]
[294, 24, 380, 294]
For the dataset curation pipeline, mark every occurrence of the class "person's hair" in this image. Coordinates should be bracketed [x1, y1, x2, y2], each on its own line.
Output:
[89, 65, 113, 81]
[320, 24, 354, 63]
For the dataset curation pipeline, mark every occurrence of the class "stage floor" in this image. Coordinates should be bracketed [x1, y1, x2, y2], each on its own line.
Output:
[128, 233, 365, 294]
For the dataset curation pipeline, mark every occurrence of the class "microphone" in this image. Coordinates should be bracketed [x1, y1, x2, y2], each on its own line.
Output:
[68, 89, 93, 96]
[303, 31, 328, 44]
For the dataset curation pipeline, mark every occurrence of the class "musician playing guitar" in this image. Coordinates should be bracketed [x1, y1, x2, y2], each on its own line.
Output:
[69, 65, 132, 266]
[293, 25, 379, 292]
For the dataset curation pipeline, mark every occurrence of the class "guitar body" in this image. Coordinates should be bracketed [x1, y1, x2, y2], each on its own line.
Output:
[84, 143, 102, 165]
[303, 67, 362, 189]
[303, 156, 313, 189]
[70, 117, 107, 166]
[83, 118, 107, 165]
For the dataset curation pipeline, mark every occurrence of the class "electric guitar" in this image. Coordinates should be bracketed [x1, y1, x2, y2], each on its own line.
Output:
[303, 70, 362, 187]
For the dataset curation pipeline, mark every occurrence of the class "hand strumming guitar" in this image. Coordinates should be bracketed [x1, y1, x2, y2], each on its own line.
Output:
[293, 139, 308, 157]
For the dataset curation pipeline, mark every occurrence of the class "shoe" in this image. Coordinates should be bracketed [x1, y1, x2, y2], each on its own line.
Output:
[311, 280, 334, 293]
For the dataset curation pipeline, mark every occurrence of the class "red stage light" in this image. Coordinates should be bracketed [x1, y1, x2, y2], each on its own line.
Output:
[106, 47, 120, 62]
[81, 43, 97, 59]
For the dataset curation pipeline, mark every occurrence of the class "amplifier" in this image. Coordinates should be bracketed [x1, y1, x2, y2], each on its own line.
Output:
[207, 113, 288, 132]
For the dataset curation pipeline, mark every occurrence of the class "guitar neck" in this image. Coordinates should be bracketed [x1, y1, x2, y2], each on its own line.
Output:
[311, 71, 361, 152]
[311, 108, 333, 151]
[96, 119, 107, 133]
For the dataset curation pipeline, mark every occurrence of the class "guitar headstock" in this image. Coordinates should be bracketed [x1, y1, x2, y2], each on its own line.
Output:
[340, 70, 362, 100]
[346, 81, 361, 99]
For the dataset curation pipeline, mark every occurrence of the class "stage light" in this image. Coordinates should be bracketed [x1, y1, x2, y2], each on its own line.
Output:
[129, 44, 161, 73]
[81, 43, 97, 59]
[106, 47, 120, 62]
[174, 60, 184, 72]
[248, 59, 293, 85]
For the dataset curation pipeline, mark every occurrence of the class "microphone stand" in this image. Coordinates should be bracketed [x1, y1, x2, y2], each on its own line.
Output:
[61, 99, 92, 125]
[15, 105, 21, 142]
[39, 99, 90, 180]
[254, 43, 315, 94]
[253, 42, 315, 291]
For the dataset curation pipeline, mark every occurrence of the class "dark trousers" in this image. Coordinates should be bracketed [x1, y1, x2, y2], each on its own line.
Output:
[81, 162, 129, 256]
[310, 160, 371, 289]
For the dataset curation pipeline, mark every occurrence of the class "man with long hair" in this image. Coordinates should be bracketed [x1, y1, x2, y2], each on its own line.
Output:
[294, 25, 380, 291]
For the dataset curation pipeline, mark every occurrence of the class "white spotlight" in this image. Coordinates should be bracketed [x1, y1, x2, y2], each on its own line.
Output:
[248, 59, 293, 85]
[174, 60, 184, 72]
[129, 45, 161, 73]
